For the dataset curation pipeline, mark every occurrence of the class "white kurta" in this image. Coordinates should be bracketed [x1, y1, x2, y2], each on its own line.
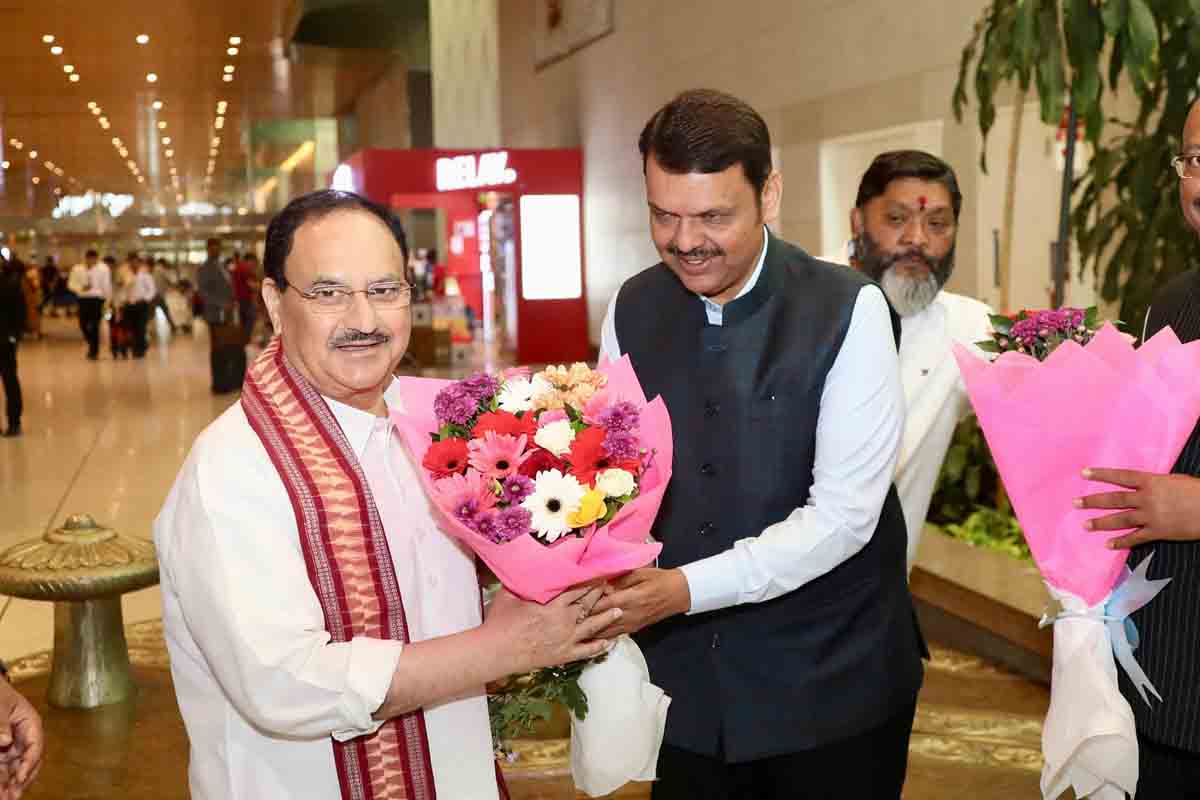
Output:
[894, 290, 994, 569]
[154, 379, 497, 800]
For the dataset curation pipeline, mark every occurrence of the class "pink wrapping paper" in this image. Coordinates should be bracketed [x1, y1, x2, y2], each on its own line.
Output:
[953, 324, 1200, 606]
[392, 355, 671, 603]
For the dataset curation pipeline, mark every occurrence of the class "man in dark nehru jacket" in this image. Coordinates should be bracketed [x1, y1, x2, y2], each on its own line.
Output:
[593, 88, 926, 799]
[1078, 95, 1200, 798]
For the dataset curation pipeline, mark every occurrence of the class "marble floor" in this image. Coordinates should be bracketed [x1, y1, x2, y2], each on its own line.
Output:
[0, 319, 1052, 798]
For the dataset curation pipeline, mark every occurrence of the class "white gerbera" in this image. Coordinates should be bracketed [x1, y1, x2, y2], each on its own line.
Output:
[497, 377, 536, 413]
[595, 468, 636, 498]
[533, 419, 576, 456]
[521, 469, 586, 542]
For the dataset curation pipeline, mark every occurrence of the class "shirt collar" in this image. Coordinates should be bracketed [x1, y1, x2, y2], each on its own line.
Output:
[322, 378, 406, 459]
[698, 225, 769, 325]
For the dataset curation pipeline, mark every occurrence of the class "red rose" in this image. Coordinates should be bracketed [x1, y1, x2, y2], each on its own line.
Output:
[517, 447, 568, 479]
[473, 410, 536, 440]
[422, 438, 470, 478]
[567, 426, 641, 488]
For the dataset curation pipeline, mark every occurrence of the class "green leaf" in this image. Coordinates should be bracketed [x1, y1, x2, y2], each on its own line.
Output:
[976, 340, 1003, 353]
[1101, 0, 1129, 35]
[1014, 0, 1039, 81]
[1034, 0, 1066, 125]
[1126, 0, 1158, 70]
[988, 313, 1015, 334]
[1084, 306, 1100, 328]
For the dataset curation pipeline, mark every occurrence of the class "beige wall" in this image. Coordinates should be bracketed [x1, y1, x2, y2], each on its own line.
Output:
[355, 59, 415, 150]
[427, 1, 1100, 342]
[431, 0, 502, 148]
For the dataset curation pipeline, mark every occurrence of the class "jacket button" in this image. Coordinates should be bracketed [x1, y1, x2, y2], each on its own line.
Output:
[700, 462, 715, 476]
[698, 522, 715, 536]
[704, 401, 720, 418]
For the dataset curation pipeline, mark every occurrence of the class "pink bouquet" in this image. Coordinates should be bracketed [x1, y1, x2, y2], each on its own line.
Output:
[392, 356, 670, 604]
[955, 317, 1200, 800]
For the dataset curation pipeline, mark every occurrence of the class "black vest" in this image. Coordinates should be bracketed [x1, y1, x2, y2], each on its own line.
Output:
[1123, 269, 1200, 750]
[616, 234, 925, 762]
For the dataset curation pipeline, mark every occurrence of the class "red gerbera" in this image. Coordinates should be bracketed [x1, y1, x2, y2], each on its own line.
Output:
[567, 426, 641, 488]
[423, 438, 470, 478]
[473, 410, 537, 440]
[517, 447, 569, 479]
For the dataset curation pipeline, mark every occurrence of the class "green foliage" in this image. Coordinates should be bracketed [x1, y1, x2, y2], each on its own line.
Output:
[488, 655, 605, 753]
[954, 1, 1200, 334]
[928, 414, 1029, 560]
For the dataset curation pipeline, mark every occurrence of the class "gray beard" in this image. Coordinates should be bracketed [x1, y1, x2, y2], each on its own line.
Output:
[880, 267, 941, 317]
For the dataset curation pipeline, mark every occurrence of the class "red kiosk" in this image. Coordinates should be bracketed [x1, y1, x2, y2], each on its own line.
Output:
[333, 148, 591, 365]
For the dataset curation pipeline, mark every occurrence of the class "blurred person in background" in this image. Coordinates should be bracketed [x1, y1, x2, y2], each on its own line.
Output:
[76, 250, 110, 360]
[130, 257, 157, 358]
[110, 254, 136, 359]
[0, 258, 25, 438]
[233, 251, 260, 337]
[20, 263, 40, 341]
[152, 257, 177, 333]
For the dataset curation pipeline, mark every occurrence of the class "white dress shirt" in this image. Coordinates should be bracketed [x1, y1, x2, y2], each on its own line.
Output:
[81, 262, 111, 300]
[131, 269, 157, 303]
[154, 379, 497, 800]
[67, 263, 90, 295]
[892, 290, 994, 568]
[598, 233, 904, 614]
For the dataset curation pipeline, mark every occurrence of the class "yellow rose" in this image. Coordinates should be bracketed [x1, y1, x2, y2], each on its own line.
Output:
[566, 489, 608, 528]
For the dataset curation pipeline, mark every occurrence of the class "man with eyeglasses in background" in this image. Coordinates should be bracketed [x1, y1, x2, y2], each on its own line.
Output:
[155, 190, 618, 800]
[1075, 99, 1200, 797]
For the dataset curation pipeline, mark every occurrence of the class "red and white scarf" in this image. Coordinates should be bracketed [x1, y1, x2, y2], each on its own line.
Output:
[242, 339, 464, 800]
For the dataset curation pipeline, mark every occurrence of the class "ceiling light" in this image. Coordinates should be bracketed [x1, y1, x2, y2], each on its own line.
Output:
[165, 149, 174, 158]
[152, 100, 163, 110]
[91, 107, 101, 115]
[157, 121, 167, 130]
[146, 72, 158, 83]
[69, 74, 80, 82]
[0, 161, 8, 170]
[227, 47, 238, 56]
[100, 120, 110, 130]
[87, 101, 97, 109]
[42, 35, 55, 44]
[50, 45, 63, 55]
[229, 36, 242, 45]
[27, 150, 37, 159]
[136, 34, 150, 45]
[161, 137, 171, 145]
[212, 137, 220, 146]
[111, 137, 121, 145]
[55, 168, 64, 176]
[63, 64, 74, 73]
[209, 149, 218, 157]
[215, 117, 225, 130]
[222, 74, 233, 83]
[31, 177, 40, 185]
[127, 160, 136, 169]
[137, 177, 144, 183]
[54, 187, 62, 195]
[44, 161, 53, 169]
[223, 65, 235, 74]
[119, 148, 129, 157]
[6, 139, 17, 147]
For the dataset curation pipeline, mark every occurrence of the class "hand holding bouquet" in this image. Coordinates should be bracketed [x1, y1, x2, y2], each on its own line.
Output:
[393, 357, 672, 796]
[956, 308, 1200, 800]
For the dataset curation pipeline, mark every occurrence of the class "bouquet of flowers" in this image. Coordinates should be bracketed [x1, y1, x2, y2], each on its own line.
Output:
[392, 356, 672, 796]
[954, 308, 1200, 800]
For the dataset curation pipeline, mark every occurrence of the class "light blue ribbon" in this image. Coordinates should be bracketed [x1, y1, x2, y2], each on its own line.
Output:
[1038, 553, 1171, 706]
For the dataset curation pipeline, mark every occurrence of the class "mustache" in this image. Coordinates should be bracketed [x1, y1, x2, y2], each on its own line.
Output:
[879, 248, 934, 271]
[331, 329, 390, 347]
[668, 244, 724, 260]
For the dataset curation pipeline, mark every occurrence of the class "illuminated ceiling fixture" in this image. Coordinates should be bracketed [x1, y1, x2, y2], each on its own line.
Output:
[212, 137, 220, 146]
[50, 45, 63, 55]
[55, 167, 64, 176]
[136, 34, 150, 45]
[279, 140, 315, 174]
[227, 47, 238, 56]
[137, 176, 145, 184]
[214, 117, 225, 130]
[0, 161, 8, 170]
[44, 160, 53, 169]
[42, 35, 55, 44]
[209, 148, 218, 157]
[69, 74, 80, 82]
[162, 137, 171, 145]
[152, 100, 163, 110]
[63, 64, 74, 73]
[27, 150, 37, 159]
[223, 65, 235, 74]
[222, 74, 233, 83]
[165, 149, 174, 158]
[146, 72, 158, 83]
[157, 121, 168, 130]
[87, 101, 97, 109]
[91, 107, 101, 115]
[31, 177, 40, 185]
[111, 137, 121, 146]
[229, 36, 241, 45]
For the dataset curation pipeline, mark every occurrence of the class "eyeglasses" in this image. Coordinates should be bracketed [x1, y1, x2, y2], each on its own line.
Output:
[1170, 153, 1200, 180]
[288, 282, 412, 313]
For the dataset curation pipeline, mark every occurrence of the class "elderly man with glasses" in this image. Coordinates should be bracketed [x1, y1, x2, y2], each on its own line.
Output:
[154, 190, 619, 800]
[1075, 101, 1200, 797]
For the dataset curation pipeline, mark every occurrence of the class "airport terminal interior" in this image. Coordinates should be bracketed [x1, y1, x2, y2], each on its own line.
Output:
[1, 1, 1194, 798]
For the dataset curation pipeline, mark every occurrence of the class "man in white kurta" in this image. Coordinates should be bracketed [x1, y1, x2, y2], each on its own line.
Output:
[154, 190, 619, 800]
[846, 150, 993, 569]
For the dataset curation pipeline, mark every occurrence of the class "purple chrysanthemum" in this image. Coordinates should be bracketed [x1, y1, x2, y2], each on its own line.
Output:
[492, 506, 533, 542]
[434, 384, 480, 426]
[499, 473, 535, 505]
[603, 429, 639, 461]
[475, 512, 500, 541]
[596, 401, 639, 433]
[459, 373, 501, 403]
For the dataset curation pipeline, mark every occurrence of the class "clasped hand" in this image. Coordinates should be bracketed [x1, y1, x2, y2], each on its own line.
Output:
[1076, 468, 1200, 549]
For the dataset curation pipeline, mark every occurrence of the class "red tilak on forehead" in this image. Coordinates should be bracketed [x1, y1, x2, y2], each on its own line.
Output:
[918, 196, 928, 211]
